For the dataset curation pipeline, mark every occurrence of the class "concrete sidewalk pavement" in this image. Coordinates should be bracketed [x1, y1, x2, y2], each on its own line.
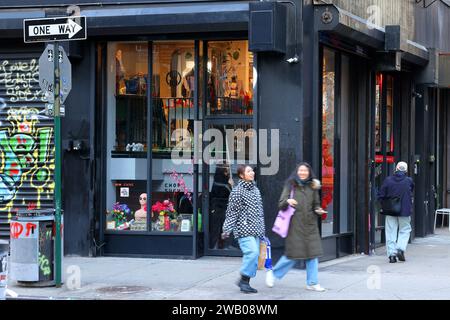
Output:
[6, 229, 450, 300]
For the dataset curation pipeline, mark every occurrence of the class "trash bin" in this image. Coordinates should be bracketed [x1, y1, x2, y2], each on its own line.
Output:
[0, 239, 9, 300]
[9, 209, 63, 287]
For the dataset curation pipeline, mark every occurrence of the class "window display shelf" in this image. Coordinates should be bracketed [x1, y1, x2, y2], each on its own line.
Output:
[112, 151, 147, 158]
[111, 150, 191, 158]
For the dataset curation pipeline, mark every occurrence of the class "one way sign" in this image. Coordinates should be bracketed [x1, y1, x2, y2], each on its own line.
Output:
[24, 16, 86, 43]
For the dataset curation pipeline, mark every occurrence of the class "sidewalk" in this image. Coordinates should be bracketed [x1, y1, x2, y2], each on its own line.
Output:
[6, 229, 450, 300]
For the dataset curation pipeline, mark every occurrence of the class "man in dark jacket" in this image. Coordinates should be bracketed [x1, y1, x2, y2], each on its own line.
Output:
[377, 162, 415, 263]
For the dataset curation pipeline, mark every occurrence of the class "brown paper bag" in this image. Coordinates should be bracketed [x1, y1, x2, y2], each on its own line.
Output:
[258, 241, 267, 270]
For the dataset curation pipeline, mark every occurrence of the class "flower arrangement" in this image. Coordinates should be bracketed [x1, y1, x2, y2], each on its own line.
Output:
[167, 169, 193, 204]
[111, 203, 133, 227]
[151, 200, 177, 231]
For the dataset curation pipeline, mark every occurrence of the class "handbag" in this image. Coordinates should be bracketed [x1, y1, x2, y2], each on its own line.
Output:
[272, 188, 295, 238]
[380, 196, 402, 216]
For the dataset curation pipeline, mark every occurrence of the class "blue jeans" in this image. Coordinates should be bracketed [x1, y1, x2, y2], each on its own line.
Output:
[238, 237, 260, 278]
[385, 216, 412, 257]
[272, 255, 319, 286]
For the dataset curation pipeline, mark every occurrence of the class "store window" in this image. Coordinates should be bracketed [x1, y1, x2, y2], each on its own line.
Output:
[103, 40, 254, 234]
[321, 48, 336, 237]
[105, 41, 196, 233]
[150, 41, 196, 232]
[206, 41, 253, 115]
[106, 42, 149, 232]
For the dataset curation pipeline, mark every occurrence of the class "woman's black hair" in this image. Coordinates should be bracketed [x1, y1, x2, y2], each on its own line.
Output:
[213, 165, 230, 184]
[286, 162, 316, 187]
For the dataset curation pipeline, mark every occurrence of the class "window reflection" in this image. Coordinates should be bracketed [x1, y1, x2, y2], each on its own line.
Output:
[321, 48, 335, 237]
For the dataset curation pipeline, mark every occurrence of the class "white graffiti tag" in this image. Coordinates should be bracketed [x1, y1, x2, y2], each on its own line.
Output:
[0, 60, 45, 102]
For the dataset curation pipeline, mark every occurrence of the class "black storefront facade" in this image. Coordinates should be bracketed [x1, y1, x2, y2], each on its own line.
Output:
[0, 0, 449, 261]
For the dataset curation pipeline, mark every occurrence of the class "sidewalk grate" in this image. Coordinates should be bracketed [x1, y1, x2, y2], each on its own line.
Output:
[96, 286, 151, 294]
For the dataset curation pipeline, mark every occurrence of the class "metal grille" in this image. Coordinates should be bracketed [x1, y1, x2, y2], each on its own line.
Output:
[0, 52, 54, 240]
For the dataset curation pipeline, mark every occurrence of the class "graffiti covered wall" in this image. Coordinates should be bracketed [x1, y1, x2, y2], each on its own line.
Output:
[0, 55, 55, 239]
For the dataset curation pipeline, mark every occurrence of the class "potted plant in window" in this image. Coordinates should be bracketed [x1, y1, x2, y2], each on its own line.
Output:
[110, 203, 133, 230]
[151, 200, 177, 231]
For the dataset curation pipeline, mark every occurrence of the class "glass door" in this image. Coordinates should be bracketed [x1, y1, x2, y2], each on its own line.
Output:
[202, 119, 255, 256]
[371, 73, 397, 249]
[199, 40, 255, 256]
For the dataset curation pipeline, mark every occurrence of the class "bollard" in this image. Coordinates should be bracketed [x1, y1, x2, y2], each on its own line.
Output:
[0, 240, 9, 300]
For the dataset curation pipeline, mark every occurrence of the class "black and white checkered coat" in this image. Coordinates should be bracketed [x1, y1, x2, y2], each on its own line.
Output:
[222, 180, 265, 239]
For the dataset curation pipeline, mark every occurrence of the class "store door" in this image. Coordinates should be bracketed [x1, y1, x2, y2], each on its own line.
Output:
[202, 118, 254, 256]
[370, 73, 401, 251]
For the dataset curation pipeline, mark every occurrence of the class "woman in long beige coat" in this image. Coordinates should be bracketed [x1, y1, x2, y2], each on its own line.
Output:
[266, 162, 326, 292]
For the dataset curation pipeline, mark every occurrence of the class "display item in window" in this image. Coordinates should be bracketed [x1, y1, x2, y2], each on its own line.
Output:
[182, 67, 195, 98]
[126, 143, 144, 152]
[116, 49, 127, 95]
[134, 193, 147, 222]
[109, 202, 133, 230]
[125, 73, 147, 95]
[151, 199, 178, 231]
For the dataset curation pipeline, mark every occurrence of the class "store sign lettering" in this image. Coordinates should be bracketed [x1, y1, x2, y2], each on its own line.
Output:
[164, 183, 181, 192]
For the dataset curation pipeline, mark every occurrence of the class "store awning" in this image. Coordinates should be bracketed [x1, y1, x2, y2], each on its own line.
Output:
[314, 4, 429, 66]
[0, 2, 250, 39]
[83, 2, 250, 36]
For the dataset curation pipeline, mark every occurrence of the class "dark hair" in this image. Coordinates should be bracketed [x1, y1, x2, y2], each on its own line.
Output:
[286, 162, 316, 187]
[213, 165, 229, 184]
[237, 165, 252, 179]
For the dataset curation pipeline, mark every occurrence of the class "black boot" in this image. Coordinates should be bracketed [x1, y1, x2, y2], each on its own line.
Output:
[237, 275, 258, 294]
[389, 255, 397, 263]
[397, 250, 406, 262]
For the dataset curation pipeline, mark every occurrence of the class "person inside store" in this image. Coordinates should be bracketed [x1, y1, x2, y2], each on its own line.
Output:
[377, 161, 414, 263]
[266, 162, 327, 292]
[222, 165, 265, 294]
[209, 164, 233, 249]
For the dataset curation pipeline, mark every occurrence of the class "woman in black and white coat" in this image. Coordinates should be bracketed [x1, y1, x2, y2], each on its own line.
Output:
[222, 165, 265, 294]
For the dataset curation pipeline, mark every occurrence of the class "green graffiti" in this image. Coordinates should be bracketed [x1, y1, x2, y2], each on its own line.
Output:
[9, 134, 35, 169]
[30, 128, 53, 188]
[38, 252, 51, 276]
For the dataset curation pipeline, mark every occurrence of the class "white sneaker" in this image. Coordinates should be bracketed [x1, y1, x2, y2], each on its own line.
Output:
[265, 270, 275, 288]
[306, 284, 326, 292]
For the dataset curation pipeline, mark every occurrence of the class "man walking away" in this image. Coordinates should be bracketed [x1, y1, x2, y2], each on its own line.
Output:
[377, 162, 414, 263]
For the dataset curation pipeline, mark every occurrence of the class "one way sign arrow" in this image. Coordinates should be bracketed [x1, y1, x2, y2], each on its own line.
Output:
[24, 16, 86, 43]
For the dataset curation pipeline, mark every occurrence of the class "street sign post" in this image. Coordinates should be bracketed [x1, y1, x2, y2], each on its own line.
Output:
[39, 44, 71, 103]
[24, 16, 86, 43]
[53, 42, 63, 288]
[24, 15, 85, 288]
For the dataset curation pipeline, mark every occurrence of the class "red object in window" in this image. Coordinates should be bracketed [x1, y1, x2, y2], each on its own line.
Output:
[377, 73, 383, 91]
[375, 155, 395, 164]
[390, 132, 394, 153]
[164, 216, 170, 231]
